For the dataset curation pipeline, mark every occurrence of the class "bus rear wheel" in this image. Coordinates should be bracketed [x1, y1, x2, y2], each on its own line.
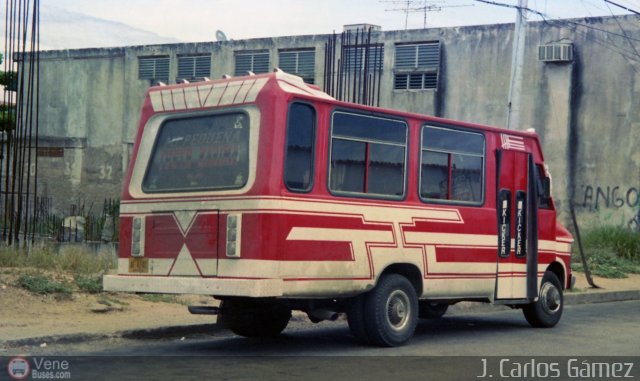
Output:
[523, 271, 563, 328]
[218, 299, 291, 338]
[346, 294, 370, 344]
[418, 301, 448, 319]
[362, 274, 419, 347]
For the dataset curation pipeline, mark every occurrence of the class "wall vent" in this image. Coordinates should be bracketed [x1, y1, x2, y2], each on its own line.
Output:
[538, 43, 573, 63]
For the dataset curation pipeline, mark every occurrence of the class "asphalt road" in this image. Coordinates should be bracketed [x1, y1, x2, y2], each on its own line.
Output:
[10, 301, 640, 380]
[70, 300, 638, 357]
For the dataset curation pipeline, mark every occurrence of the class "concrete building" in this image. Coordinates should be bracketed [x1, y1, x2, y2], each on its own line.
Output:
[27, 15, 640, 225]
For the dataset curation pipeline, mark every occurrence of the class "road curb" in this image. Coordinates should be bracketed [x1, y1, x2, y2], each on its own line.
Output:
[2, 324, 221, 349]
[3, 290, 639, 348]
[119, 323, 220, 340]
[565, 289, 640, 305]
[3, 333, 115, 348]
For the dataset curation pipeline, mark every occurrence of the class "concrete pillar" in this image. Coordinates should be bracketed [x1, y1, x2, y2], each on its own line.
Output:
[537, 61, 575, 224]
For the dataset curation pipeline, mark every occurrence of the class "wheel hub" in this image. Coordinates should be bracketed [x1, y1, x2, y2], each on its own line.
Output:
[386, 290, 410, 331]
[540, 282, 561, 313]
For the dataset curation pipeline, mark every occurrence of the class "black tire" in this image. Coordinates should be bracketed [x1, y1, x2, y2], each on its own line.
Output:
[363, 274, 419, 347]
[523, 271, 563, 328]
[218, 299, 291, 338]
[419, 301, 448, 319]
[346, 294, 370, 344]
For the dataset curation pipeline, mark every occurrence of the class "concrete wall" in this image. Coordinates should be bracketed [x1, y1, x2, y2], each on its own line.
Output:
[527, 17, 640, 226]
[32, 48, 125, 211]
[28, 15, 640, 225]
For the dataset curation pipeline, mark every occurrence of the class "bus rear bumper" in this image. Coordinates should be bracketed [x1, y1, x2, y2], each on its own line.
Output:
[103, 275, 284, 297]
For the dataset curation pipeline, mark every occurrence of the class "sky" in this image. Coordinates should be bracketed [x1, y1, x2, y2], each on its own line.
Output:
[0, 0, 638, 50]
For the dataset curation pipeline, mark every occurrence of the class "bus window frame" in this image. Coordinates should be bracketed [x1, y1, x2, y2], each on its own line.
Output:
[327, 109, 409, 201]
[419, 123, 486, 207]
[129, 106, 261, 199]
[283, 101, 317, 193]
[535, 164, 553, 209]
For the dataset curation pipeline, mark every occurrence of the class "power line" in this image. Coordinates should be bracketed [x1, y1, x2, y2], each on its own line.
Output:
[604, 0, 640, 15]
[475, 0, 640, 75]
[475, 0, 640, 61]
[561, 17, 640, 44]
[605, 1, 640, 66]
[473, 0, 547, 18]
[540, 15, 640, 72]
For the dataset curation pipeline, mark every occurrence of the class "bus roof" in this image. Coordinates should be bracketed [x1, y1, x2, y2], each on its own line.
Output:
[146, 70, 332, 114]
[146, 70, 539, 140]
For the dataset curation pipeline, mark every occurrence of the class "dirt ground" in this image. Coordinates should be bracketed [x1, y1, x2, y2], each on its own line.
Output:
[1, 268, 639, 344]
[0, 268, 217, 342]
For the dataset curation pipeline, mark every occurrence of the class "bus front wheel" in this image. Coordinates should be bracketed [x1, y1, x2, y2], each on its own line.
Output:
[523, 271, 564, 328]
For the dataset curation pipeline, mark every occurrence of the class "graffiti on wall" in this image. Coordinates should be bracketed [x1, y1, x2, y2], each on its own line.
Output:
[580, 185, 639, 211]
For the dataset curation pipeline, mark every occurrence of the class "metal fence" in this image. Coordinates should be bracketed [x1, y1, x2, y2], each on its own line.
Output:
[1, 196, 119, 244]
[324, 26, 384, 107]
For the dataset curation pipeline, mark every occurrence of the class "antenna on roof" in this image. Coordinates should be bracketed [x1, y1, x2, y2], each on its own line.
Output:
[216, 30, 228, 42]
[381, 0, 472, 29]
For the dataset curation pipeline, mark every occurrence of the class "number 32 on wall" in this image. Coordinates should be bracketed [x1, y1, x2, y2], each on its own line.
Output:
[99, 165, 113, 180]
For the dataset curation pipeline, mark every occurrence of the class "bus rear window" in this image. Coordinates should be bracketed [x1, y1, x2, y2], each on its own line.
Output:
[142, 112, 249, 193]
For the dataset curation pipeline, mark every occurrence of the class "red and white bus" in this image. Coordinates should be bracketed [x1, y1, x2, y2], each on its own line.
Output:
[104, 70, 574, 346]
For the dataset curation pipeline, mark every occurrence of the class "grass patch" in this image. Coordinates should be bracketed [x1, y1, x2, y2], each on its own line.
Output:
[18, 273, 72, 295]
[573, 225, 640, 278]
[97, 296, 129, 307]
[0, 245, 56, 269]
[1, 243, 117, 295]
[56, 246, 116, 275]
[0, 244, 116, 276]
[579, 225, 640, 261]
[75, 275, 103, 294]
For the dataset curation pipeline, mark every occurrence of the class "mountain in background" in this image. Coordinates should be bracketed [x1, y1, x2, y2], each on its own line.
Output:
[38, 4, 181, 50]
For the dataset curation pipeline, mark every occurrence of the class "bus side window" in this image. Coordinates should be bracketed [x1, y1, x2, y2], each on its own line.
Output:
[284, 103, 316, 192]
[535, 164, 552, 208]
[329, 112, 408, 198]
[420, 125, 485, 204]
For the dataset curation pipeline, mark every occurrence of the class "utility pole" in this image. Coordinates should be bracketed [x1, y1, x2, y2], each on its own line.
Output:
[506, 0, 528, 130]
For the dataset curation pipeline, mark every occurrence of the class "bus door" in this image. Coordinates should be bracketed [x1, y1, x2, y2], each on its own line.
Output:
[495, 150, 538, 302]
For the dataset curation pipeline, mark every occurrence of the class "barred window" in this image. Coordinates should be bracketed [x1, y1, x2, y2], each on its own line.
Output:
[138, 56, 170, 83]
[343, 44, 384, 72]
[279, 49, 315, 84]
[177, 54, 211, 82]
[234, 51, 270, 76]
[394, 42, 441, 90]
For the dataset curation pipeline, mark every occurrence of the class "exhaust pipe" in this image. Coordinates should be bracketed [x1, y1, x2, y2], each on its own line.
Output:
[188, 306, 220, 315]
[308, 309, 340, 323]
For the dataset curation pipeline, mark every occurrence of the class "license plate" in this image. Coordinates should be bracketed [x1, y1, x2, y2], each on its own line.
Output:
[129, 257, 149, 273]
